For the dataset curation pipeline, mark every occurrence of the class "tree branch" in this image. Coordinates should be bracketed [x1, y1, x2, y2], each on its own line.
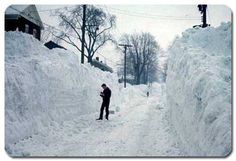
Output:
[51, 32, 81, 52]
[60, 15, 88, 48]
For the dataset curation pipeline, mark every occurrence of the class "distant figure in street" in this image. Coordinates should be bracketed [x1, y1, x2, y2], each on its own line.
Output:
[147, 91, 149, 97]
[96, 84, 111, 120]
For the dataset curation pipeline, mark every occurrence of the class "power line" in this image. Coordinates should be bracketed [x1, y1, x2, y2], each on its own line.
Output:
[100, 5, 201, 21]
[35, 6, 75, 13]
[19, 5, 201, 21]
[21, 5, 76, 13]
[22, 4, 198, 20]
[107, 9, 200, 21]
[107, 6, 199, 19]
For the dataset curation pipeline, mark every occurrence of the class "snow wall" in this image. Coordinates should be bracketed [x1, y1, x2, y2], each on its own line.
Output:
[5, 32, 122, 151]
[166, 22, 232, 156]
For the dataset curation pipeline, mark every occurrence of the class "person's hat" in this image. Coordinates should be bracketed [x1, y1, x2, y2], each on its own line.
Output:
[101, 83, 106, 87]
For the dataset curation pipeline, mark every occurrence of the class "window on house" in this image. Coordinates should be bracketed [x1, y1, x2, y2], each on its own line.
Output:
[33, 29, 37, 38]
[25, 24, 29, 33]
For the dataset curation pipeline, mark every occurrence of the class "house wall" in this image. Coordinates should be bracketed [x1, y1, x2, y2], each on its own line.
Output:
[5, 18, 18, 31]
[5, 16, 41, 40]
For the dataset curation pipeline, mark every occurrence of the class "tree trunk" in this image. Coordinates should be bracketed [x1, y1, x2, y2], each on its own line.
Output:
[136, 74, 141, 85]
[143, 70, 147, 84]
[135, 64, 140, 85]
[88, 56, 93, 63]
[136, 68, 141, 85]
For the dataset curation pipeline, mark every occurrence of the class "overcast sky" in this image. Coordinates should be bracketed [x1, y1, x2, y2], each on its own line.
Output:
[37, 5, 232, 68]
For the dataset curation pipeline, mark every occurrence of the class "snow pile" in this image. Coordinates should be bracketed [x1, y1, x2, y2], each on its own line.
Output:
[118, 84, 152, 112]
[5, 81, 184, 157]
[5, 31, 121, 155]
[166, 22, 231, 156]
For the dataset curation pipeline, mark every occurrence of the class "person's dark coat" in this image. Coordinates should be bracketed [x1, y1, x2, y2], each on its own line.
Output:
[100, 87, 111, 102]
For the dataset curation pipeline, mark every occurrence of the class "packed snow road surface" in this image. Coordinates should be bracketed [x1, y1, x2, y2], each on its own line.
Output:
[8, 84, 183, 157]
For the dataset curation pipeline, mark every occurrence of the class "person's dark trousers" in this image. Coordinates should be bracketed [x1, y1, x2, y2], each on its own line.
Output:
[99, 100, 110, 119]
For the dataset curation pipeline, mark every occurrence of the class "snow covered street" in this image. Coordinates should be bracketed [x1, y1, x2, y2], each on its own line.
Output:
[9, 84, 183, 157]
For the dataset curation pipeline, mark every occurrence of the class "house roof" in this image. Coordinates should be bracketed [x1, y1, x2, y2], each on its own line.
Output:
[5, 5, 44, 29]
[92, 59, 113, 73]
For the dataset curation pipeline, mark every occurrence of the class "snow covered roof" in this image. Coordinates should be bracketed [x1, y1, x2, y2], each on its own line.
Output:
[5, 5, 28, 14]
[5, 5, 44, 29]
[92, 59, 113, 73]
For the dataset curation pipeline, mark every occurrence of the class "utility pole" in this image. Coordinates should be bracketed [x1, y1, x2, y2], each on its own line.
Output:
[197, 4, 210, 28]
[81, 5, 86, 64]
[146, 64, 149, 85]
[119, 44, 132, 88]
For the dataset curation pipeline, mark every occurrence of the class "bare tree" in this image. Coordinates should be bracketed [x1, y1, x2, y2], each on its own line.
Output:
[41, 26, 62, 44]
[52, 5, 116, 63]
[119, 32, 159, 85]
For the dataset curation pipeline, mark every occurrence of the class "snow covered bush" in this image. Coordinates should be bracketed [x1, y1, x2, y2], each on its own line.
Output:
[166, 22, 232, 156]
[5, 31, 121, 154]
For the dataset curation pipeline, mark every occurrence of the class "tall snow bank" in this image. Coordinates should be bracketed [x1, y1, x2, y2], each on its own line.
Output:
[166, 22, 231, 156]
[5, 32, 121, 153]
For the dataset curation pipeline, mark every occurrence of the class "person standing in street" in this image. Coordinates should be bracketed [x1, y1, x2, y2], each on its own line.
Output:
[96, 84, 111, 120]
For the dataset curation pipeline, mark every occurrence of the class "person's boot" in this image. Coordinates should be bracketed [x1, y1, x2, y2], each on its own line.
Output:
[105, 116, 109, 120]
[96, 118, 103, 120]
